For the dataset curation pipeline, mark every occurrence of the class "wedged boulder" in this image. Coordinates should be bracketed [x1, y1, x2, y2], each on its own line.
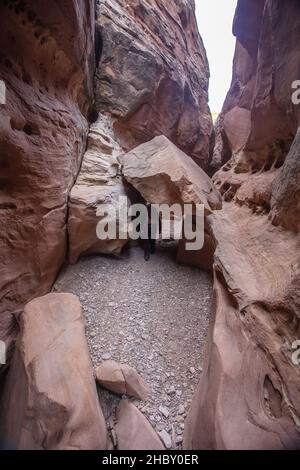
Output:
[0, 293, 107, 450]
[95, 0, 212, 169]
[115, 400, 164, 450]
[68, 115, 130, 264]
[119, 136, 222, 215]
[96, 360, 149, 401]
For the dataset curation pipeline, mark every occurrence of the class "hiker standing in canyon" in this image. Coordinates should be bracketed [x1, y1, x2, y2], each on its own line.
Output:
[143, 203, 160, 261]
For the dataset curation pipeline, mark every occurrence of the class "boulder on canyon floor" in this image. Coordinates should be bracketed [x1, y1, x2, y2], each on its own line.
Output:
[115, 400, 165, 450]
[95, 0, 212, 169]
[119, 135, 222, 214]
[68, 114, 130, 264]
[95, 360, 149, 401]
[0, 293, 107, 450]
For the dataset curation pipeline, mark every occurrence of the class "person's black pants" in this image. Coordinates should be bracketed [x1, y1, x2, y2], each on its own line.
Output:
[144, 238, 156, 260]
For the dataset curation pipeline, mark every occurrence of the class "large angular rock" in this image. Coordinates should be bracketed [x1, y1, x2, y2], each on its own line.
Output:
[0, 1, 95, 360]
[68, 115, 130, 264]
[95, 0, 212, 169]
[115, 400, 164, 450]
[0, 294, 107, 450]
[96, 360, 149, 401]
[119, 136, 222, 215]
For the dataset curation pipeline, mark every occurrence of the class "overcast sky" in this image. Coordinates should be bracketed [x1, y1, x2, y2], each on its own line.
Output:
[195, 0, 237, 113]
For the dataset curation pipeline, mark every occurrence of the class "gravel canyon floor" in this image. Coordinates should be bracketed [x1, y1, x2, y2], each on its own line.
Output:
[53, 242, 212, 449]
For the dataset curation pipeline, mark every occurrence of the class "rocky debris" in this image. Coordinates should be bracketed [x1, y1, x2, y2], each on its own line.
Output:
[96, 360, 149, 401]
[119, 135, 222, 214]
[0, 294, 107, 450]
[115, 400, 165, 450]
[54, 242, 211, 450]
[159, 406, 170, 419]
[0, 0, 95, 355]
[95, 0, 212, 169]
[68, 114, 130, 264]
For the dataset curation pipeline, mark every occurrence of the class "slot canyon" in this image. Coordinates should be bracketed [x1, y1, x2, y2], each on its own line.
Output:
[0, 0, 300, 451]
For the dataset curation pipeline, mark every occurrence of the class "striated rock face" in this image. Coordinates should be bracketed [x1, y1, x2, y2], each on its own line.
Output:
[68, 114, 130, 263]
[185, 0, 300, 450]
[119, 135, 222, 214]
[0, 0, 95, 358]
[0, 294, 107, 450]
[95, 0, 212, 169]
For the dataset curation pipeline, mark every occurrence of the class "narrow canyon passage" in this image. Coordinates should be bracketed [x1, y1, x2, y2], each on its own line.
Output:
[2, 0, 300, 453]
[53, 242, 212, 449]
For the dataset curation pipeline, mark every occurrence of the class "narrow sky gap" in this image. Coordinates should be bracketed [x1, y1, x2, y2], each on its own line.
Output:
[195, 0, 237, 116]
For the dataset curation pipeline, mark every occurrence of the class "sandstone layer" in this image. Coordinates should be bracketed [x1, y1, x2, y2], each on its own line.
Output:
[0, 0, 95, 361]
[95, 0, 212, 169]
[185, 0, 300, 450]
[68, 114, 130, 263]
[0, 294, 107, 450]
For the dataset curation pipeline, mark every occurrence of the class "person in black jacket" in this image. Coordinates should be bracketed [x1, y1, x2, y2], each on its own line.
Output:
[143, 204, 160, 261]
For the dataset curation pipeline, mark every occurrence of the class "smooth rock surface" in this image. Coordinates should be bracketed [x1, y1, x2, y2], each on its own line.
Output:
[0, 294, 107, 450]
[115, 400, 165, 450]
